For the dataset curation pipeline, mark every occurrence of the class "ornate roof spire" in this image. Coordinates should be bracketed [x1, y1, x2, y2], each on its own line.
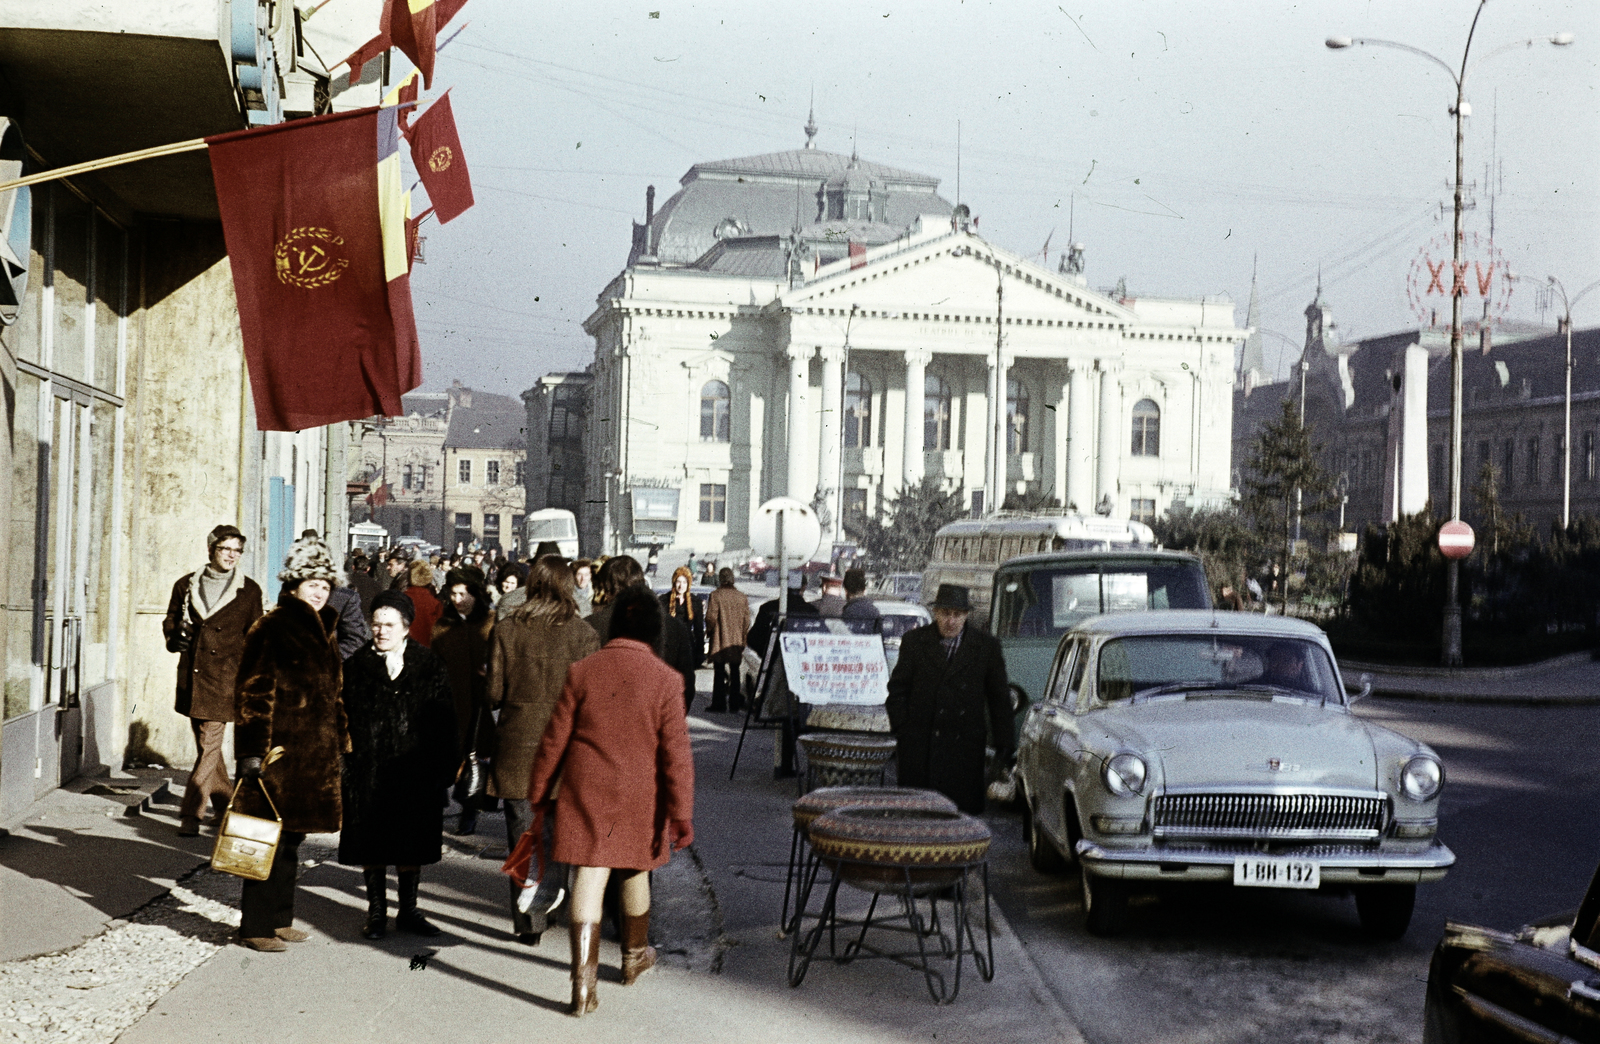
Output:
[804, 91, 818, 149]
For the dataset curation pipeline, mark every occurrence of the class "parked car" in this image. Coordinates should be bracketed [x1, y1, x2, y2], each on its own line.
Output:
[1422, 863, 1600, 1042]
[1016, 609, 1454, 938]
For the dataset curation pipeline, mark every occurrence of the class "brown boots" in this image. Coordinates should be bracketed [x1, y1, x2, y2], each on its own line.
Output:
[566, 911, 655, 1017]
[568, 922, 600, 1016]
[621, 911, 656, 985]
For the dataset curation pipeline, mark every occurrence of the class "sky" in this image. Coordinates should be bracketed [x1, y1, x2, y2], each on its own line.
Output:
[386, 0, 1600, 399]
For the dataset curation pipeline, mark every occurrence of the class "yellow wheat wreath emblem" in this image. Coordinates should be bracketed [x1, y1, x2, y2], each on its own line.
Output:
[274, 227, 349, 289]
[428, 146, 453, 173]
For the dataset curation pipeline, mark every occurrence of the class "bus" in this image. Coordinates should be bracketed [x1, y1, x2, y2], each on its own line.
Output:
[523, 508, 579, 559]
[921, 512, 1157, 618]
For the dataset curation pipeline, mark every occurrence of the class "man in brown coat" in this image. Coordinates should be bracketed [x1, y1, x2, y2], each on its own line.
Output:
[162, 524, 263, 836]
[703, 568, 750, 713]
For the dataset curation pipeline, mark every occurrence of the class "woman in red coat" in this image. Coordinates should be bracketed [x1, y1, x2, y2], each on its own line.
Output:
[525, 585, 695, 1017]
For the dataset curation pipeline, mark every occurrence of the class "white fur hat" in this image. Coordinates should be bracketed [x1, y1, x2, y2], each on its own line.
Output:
[278, 538, 342, 588]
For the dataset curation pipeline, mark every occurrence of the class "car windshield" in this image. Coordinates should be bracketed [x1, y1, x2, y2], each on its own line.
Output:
[994, 562, 1211, 638]
[878, 613, 925, 640]
[1095, 634, 1343, 704]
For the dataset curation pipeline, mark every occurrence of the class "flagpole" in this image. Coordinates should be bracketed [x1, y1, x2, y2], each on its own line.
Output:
[0, 138, 209, 194]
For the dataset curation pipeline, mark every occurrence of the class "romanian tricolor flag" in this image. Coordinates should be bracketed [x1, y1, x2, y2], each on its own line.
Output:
[207, 106, 422, 431]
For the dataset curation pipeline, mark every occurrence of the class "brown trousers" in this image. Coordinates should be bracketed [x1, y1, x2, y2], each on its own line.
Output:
[180, 719, 231, 819]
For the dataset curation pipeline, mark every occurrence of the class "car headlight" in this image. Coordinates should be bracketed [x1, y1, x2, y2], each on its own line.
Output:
[1102, 752, 1147, 796]
[1399, 754, 1444, 801]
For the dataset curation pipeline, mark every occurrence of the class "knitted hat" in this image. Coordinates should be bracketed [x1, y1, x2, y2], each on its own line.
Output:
[278, 538, 342, 588]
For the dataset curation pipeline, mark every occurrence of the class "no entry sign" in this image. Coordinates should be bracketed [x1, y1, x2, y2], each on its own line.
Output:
[1438, 520, 1475, 560]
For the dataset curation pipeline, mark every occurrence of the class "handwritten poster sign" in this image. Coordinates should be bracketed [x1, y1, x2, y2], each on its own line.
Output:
[779, 633, 890, 705]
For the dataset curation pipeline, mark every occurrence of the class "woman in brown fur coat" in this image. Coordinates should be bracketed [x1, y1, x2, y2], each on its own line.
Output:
[232, 538, 349, 953]
[487, 555, 599, 943]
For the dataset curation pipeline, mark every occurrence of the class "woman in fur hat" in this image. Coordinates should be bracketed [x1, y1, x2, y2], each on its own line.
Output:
[431, 567, 495, 836]
[232, 538, 349, 952]
[339, 590, 458, 940]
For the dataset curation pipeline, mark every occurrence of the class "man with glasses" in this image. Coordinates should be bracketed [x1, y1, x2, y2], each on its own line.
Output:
[163, 525, 263, 836]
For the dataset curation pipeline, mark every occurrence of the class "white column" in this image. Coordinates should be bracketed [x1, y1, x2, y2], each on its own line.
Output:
[902, 349, 932, 491]
[1399, 342, 1430, 515]
[1066, 363, 1094, 512]
[987, 352, 1011, 511]
[1053, 370, 1070, 505]
[1096, 364, 1121, 514]
[786, 344, 813, 500]
[818, 344, 844, 537]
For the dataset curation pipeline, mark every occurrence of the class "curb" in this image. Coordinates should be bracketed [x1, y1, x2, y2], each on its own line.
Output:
[1369, 687, 1600, 706]
[1342, 650, 1594, 681]
[986, 896, 1088, 1043]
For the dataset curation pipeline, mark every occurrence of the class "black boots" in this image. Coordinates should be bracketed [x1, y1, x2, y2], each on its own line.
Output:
[362, 868, 387, 940]
[395, 870, 442, 936]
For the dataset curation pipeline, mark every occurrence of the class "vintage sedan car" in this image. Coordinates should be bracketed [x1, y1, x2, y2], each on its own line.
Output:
[1422, 863, 1600, 1043]
[1016, 610, 1454, 938]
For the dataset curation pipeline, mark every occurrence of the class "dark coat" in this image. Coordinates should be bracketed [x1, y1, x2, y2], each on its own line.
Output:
[660, 590, 705, 663]
[885, 622, 1013, 814]
[277, 584, 369, 661]
[486, 610, 600, 799]
[163, 570, 263, 722]
[526, 638, 695, 871]
[337, 641, 458, 867]
[234, 597, 349, 833]
[430, 606, 495, 755]
[747, 592, 818, 668]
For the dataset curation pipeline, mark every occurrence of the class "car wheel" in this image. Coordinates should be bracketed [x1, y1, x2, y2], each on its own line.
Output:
[1025, 798, 1067, 874]
[1081, 865, 1129, 937]
[1355, 883, 1416, 941]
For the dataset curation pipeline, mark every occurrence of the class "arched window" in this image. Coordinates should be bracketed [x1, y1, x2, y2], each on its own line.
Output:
[845, 372, 872, 448]
[924, 374, 952, 451]
[699, 380, 730, 442]
[1007, 377, 1030, 454]
[1131, 398, 1160, 457]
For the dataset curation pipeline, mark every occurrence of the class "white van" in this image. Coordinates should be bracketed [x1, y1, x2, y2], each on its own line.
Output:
[523, 508, 579, 559]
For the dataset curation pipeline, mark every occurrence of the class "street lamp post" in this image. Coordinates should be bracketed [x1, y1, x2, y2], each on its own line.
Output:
[1327, 7, 1573, 665]
[1546, 277, 1600, 530]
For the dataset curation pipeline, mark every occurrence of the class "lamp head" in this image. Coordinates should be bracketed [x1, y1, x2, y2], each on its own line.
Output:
[1326, 36, 1353, 49]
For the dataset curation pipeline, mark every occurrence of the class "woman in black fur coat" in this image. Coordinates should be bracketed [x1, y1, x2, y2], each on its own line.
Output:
[339, 589, 459, 940]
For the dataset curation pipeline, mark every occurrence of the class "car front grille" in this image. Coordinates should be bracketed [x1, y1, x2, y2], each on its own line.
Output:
[1152, 792, 1387, 842]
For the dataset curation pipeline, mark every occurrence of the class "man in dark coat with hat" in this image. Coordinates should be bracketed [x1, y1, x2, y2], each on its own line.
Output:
[885, 584, 1013, 814]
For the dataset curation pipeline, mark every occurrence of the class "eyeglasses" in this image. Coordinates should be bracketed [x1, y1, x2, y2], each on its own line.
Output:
[216, 544, 244, 555]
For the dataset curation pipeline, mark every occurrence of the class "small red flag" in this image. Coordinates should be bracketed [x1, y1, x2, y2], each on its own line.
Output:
[437, 0, 469, 28]
[408, 92, 474, 223]
[849, 241, 866, 270]
[367, 483, 392, 509]
[207, 106, 421, 431]
[344, 30, 389, 80]
[389, 0, 438, 90]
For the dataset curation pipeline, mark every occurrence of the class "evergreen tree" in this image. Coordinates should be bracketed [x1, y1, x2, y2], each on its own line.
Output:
[1153, 505, 1261, 601]
[1241, 398, 1338, 613]
[856, 478, 967, 573]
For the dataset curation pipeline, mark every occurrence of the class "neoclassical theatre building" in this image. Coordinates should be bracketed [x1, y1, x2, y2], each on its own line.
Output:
[538, 134, 1247, 558]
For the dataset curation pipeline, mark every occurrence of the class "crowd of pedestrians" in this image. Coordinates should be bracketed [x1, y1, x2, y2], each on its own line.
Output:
[162, 529, 711, 1016]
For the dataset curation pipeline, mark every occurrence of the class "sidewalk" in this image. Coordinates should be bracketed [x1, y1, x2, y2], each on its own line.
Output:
[1340, 650, 1600, 704]
[0, 702, 1083, 1044]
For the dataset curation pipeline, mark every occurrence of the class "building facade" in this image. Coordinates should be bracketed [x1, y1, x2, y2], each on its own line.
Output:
[442, 387, 526, 553]
[1233, 291, 1588, 538]
[353, 391, 449, 546]
[523, 371, 591, 520]
[557, 140, 1245, 560]
[0, 0, 397, 815]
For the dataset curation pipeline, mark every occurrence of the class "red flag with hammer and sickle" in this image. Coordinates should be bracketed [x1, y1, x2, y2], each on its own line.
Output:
[408, 91, 474, 223]
[207, 106, 421, 431]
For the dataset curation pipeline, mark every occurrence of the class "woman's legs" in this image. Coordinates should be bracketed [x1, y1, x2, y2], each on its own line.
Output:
[361, 865, 387, 940]
[395, 865, 440, 936]
[567, 867, 612, 1016]
[618, 870, 655, 985]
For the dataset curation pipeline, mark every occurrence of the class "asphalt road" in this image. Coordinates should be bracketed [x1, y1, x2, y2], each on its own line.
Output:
[982, 698, 1600, 1044]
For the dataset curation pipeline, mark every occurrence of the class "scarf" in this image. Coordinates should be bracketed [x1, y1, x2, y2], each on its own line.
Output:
[382, 641, 408, 680]
[184, 563, 247, 623]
